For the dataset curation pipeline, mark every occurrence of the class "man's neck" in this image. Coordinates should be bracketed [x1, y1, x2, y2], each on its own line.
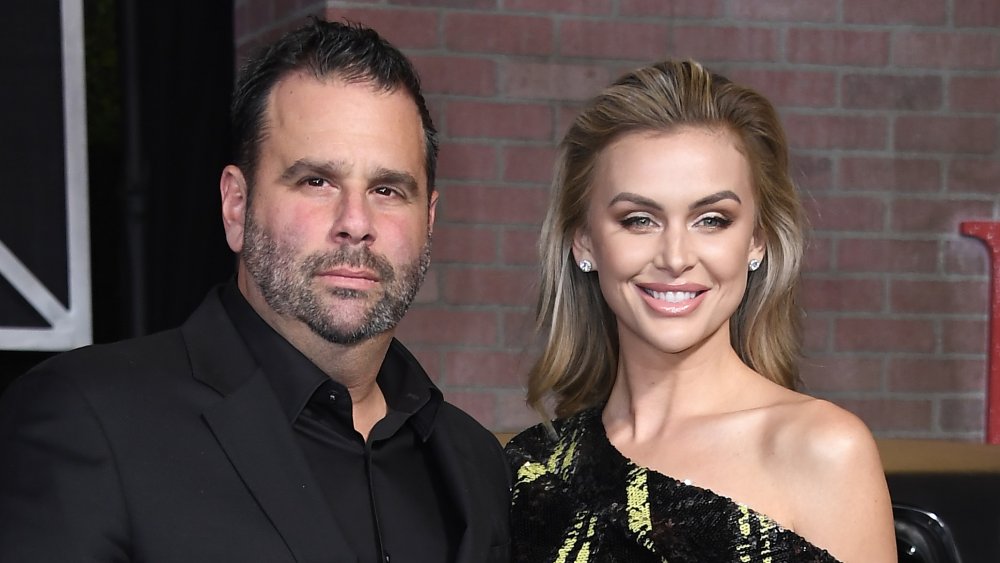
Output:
[238, 280, 394, 440]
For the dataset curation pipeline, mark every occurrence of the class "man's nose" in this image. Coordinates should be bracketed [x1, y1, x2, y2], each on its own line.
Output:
[330, 190, 375, 245]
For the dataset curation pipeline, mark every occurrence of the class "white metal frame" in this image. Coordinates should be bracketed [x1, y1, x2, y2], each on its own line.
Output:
[0, 0, 92, 350]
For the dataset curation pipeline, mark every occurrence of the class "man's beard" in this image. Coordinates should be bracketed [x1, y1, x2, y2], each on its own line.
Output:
[241, 212, 431, 345]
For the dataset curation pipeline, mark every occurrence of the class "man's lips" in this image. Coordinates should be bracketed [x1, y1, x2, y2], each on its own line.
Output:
[316, 269, 380, 289]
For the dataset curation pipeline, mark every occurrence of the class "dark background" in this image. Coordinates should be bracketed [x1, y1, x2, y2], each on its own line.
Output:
[0, 0, 236, 391]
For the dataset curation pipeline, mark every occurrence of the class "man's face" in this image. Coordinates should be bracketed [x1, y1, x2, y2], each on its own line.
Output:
[222, 72, 436, 345]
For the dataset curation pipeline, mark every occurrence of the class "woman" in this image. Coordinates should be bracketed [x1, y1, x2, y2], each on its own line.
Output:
[505, 60, 896, 562]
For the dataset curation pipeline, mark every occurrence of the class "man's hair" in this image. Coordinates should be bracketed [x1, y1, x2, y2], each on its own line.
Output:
[231, 18, 438, 195]
[529, 60, 807, 419]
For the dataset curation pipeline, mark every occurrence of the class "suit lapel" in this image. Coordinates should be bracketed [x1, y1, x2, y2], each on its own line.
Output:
[203, 373, 351, 563]
[427, 429, 490, 563]
[183, 290, 352, 562]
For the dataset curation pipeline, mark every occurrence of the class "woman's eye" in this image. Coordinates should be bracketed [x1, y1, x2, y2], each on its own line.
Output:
[621, 215, 655, 229]
[697, 215, 733, 229]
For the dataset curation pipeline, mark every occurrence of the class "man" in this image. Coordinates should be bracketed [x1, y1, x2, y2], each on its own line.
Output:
[0, 20, 510, 562]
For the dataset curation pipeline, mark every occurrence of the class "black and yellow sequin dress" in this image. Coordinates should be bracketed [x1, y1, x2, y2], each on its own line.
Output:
[505, 408, 840, 562]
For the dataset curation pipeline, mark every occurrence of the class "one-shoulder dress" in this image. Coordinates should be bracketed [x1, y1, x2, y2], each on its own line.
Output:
[504, 407, 841, 562]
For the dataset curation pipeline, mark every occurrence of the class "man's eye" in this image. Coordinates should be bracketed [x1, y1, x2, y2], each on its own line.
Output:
[304, 177, 327, 187]
[373, 186, 399, 197]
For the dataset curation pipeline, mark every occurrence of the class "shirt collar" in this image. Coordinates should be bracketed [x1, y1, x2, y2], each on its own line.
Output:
[220, 282, 441, 440]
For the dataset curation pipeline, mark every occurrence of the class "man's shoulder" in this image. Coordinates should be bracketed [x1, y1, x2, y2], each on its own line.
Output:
[434, 401, 502, 445]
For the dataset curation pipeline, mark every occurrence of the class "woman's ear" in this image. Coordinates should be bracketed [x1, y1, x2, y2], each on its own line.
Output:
[572, 227, 596, 271]
[749, 229, 767, 266]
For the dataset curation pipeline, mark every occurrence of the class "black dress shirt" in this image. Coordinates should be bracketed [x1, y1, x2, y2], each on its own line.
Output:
[221, 285, 460, 563]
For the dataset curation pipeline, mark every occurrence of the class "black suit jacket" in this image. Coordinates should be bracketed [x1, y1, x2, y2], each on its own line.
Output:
[0, 289, 511, 562]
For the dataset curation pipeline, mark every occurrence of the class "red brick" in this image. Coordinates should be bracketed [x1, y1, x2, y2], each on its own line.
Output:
[955, 0, 1000, 26]
[836, 238, 938, 273]
[799, 356, 884, 392]
[505, 0, 613, 14]
[835, 398, 933, 432]
[951, 76, 1000, 112]
[896, 116, 997, 154]
[414, 269, 439, 303]
[445, 350, 531, 386]
[802, 237, 833, 273]
[787, 29, 890, 66]
[726, 69, 836, 108]
[504, 145, 558, 184]
[411, 55, 496, 96]
[944, 238, 989, 275]
[840, 157, 941, 193]
[433, 224, 498, 263]
[496, 391, 541, 433]
[444, 13, 553, 55]
[557, 103, 586, 137]
[671, 26, 779, 62]
[731, 0, 836, 21]
[942, 319, 988, 354]
[789, 153, 833, 192]
[437, 142, 498, 182]
[503, 309, 541, 348]
[444, 391, 496, 428]
[843, 0, 946, 24]
[940, 398, 986, 433]
[803, 315, 832, 353]
[443, 266, 537, 306]
[324, 8, 439, 49]
[388, 0, 494, 7]
[889, 358, 986, 392]
[439, 185, 548, 224]
[835, 318, 935, 352]
[892, 280, 988, 314]
[783, 114, 887, 150]
[400, 344, 442, 382]
[894, 32, 1000, 70]
[502, 227, 542, 265]
[620, 0, 723, 17]
[843, 75, 942, 111]
[559, 20, 669, 60]
[801, 278, 883, 312]
[804, 196, 885, 232]
[446, 101, 553, 141]
[395, 308, 499, 346]
[891, 198, 995, 233]
[505, 62, 612, 101]
[949, 158, 1000, 194]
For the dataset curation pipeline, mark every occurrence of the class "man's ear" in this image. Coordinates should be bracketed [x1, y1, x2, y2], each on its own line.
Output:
[572, 226, 596, 271]
[427, 189, 439, 237]
[220, 165, 248, 253]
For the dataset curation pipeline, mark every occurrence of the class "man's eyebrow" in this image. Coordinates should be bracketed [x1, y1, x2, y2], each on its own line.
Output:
[370, 167, 420, 193]
[690, 190, 742, 210]
[278, 159, 350, 182]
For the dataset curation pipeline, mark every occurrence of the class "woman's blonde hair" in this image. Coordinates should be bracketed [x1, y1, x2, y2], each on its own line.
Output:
[528, 60, 806, 419]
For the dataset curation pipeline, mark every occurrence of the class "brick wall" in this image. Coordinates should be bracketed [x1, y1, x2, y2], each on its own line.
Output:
[234, 0, 1000, 440]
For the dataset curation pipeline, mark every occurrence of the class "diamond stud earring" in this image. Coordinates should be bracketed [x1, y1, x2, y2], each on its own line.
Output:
[749, 259, 761, 272]
[578, 259, 593, 273]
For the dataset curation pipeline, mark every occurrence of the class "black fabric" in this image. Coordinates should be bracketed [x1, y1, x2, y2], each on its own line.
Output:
[220, 285, 458, 561]
[0, 286, 511, 562]
[505, 407, 839, 562]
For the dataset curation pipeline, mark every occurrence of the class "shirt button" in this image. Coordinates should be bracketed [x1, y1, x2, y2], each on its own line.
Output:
[328, 391, 338, 402]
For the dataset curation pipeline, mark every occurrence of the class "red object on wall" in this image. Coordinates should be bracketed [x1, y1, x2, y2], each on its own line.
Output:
[961, 221, 1000, 444]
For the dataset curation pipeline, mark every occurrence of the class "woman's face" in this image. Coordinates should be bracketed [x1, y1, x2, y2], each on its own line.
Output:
[574, 126, 765, 358]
